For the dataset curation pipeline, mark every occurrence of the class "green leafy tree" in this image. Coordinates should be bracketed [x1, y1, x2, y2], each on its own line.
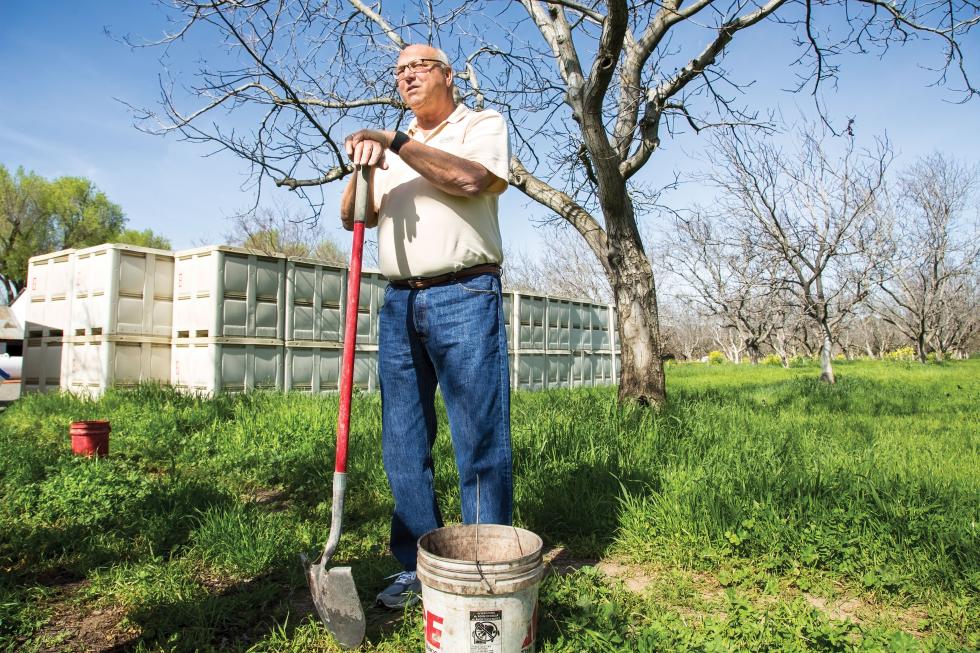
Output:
[46, 176, 125, 247]
[115, 228, 172, 250]
[0, 166, 48, 299]
[0, 164, 170, 301]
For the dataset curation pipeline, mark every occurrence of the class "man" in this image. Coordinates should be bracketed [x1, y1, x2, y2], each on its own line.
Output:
[340, 43, 512, 609]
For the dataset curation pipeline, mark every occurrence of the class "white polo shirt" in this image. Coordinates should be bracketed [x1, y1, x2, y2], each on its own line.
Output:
[373, 103, 510, 280]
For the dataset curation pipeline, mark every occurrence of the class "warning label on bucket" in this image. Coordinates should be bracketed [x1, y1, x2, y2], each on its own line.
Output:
[469, 610, 502, 652]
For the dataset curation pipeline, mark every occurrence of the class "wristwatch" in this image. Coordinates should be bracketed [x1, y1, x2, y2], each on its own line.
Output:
[390, 130, 410, 154]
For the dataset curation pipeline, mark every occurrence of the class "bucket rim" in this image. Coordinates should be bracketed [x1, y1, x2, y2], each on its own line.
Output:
[417, 524, 543, 567]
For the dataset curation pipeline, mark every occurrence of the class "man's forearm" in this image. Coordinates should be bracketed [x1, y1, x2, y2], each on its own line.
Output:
[396, 136, 504, 197]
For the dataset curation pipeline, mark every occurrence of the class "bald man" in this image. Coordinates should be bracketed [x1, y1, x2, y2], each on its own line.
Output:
[341, 44, 512, 609]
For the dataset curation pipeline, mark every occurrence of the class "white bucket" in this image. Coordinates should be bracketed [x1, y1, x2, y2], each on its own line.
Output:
[417, 524, 544, 653]
[0, 355, 22, 381]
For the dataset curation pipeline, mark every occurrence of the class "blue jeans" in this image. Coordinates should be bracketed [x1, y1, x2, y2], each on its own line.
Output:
[379, 272, 513, 570]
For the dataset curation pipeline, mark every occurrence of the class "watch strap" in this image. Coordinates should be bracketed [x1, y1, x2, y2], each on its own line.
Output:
[389, 130, 410, 154]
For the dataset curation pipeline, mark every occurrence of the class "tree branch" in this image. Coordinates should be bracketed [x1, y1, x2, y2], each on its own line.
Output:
[509, 156, 610, 275]
[583, 0, 628, 117]
[618, 0, 787, 178]
[347, 0, 407, 48]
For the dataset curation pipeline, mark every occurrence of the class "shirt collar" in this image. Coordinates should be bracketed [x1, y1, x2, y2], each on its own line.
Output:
[406, 103, 470, 137]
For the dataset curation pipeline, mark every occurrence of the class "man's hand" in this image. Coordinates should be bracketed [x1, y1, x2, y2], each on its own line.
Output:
[345, 129, 394, 169]
[340, 164, 377, 231]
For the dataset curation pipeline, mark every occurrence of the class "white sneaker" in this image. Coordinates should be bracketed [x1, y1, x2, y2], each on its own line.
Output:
[375, 570, 421, 609]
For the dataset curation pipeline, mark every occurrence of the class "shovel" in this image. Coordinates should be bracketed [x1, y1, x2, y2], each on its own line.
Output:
[301, 164, 371, 649]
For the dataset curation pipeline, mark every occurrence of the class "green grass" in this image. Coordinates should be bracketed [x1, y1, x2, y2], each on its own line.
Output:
[0, 359, 977, 651]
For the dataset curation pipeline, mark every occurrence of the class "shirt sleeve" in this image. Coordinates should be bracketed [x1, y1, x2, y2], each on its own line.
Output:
[458, 110, 511, 192]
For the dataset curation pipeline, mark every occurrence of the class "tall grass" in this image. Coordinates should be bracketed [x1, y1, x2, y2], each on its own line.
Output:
[0, 359, 976, 651]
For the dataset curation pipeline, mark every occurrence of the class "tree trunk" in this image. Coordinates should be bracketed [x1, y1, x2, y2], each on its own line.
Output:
[0, 276, 19, 304]
[800, 328, 815, 356]
[916, 334, 927, 363]
[819, 324, 836, 384]
[610, 254, 665, 405]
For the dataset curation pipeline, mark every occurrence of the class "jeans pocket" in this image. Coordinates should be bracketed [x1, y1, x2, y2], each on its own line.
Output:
[459, 274, 498, 295]
[381, 283, 394, 311]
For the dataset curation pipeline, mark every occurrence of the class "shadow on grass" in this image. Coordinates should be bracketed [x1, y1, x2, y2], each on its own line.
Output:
[103, 549, 404, 652]
[102, 569, 294, 652]
[516, 459, 657, 558]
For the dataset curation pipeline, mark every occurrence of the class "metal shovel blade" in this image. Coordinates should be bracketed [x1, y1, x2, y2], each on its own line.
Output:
[301, 554, 365, 649]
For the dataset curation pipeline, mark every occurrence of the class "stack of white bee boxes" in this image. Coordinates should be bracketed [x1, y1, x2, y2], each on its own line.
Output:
[514, 292, 548, 390]
[21, 243, 622, 396]
[508, 292, 618, 391]
[283, 257, 383, 394]
[62, 244, 175, 397]
[546, 298, 574, 389]
[21, 249, 76, 393]
[171, 246, 286, 394]
[351, 269, 386, 392]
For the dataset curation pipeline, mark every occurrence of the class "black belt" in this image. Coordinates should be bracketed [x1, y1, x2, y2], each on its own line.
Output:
[389, 263, 501, 290]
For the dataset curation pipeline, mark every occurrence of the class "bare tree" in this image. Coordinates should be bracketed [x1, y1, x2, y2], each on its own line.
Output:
[136, 0, 978, 403]
[226, 202, 347, 265]
[708, 322, 746, 363]
[503, 225, 611, 302]
[874, 154, 979, 361]
[704, 126, 890, 382]
[669, 212, 785, 363]
[931, 273, 980, 358]
[756, 291, 812, 364]
[845, 312, 901, 358]
[660, 299, 711, 361]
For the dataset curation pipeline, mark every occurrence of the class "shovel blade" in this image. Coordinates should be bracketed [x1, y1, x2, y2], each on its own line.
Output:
[304, 559, 365, 649]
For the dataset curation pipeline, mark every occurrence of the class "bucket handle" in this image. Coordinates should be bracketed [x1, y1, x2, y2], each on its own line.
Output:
[475, 476, 498, 593]
[473, 475, 529, 594]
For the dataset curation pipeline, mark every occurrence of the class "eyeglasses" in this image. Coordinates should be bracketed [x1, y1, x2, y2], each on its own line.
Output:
[393, 58, 446, 79]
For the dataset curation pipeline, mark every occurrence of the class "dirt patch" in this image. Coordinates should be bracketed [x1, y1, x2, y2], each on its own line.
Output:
[250, 487, 292, 512]
[544, 548, 724, 602]
[32, 568, 87, 589]
[543, 546, 598, 576]
[802, 589, 930, 637]
[195, 569, 239, 593]
[32, 582, 137, 653]
[594, 560, 657, 593]
[544, 551, 933, 640]
[805, 593, 865, 623]
[892, 605, 928, 637]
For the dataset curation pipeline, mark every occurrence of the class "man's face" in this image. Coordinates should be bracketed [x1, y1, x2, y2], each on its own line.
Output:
[395, 46, 452, 111]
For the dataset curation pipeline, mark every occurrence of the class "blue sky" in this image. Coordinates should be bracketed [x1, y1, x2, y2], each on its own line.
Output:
[1, 2, 977, 258]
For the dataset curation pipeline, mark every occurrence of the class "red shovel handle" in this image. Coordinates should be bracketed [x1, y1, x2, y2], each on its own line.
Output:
[336, 166, 371, 474]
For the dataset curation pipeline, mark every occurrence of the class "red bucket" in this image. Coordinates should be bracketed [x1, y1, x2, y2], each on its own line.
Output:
[69, 420, 110, 457]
